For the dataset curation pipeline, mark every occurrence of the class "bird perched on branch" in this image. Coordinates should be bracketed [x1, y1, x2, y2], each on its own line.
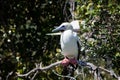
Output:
[52, 22, 81, 67]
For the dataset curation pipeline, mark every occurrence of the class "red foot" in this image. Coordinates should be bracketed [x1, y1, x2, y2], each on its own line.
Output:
[61, 57, 77, 66]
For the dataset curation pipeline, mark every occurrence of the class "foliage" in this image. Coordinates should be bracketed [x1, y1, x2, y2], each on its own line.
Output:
[0, 0, 65, 80]
[76, 0, 120, 79]
[0, 0, 120, 80]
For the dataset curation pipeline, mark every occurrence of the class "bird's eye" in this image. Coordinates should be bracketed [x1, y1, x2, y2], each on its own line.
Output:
[61, 26, 66, 29]
[60, 26, 66, 32]
[61, 26, 65, 28]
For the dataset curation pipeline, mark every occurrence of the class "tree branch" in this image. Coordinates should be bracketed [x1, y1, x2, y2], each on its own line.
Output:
[17, 61, 62, 78]
[16, 60, 120, 80]
[86, 62, 119, 80]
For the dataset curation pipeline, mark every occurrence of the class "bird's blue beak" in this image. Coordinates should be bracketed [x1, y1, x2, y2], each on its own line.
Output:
[52, 26, 66, 32]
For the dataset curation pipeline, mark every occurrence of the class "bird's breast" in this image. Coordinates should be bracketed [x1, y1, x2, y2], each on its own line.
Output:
[60, 30, 78, 58]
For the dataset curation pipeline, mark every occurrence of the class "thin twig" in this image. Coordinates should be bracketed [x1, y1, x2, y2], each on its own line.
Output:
[31, 71, 39, 80]
[6, 71, 14, 80]
[52, 70, 76, 80]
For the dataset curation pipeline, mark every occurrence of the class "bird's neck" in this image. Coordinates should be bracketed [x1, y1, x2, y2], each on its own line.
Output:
[62, 30, 73, 34]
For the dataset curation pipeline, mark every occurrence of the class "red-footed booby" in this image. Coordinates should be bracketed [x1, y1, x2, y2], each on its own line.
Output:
[52, 22, 81, 66]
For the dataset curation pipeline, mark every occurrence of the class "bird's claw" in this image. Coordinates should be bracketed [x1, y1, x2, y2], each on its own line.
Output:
[61, 57, 77, 66]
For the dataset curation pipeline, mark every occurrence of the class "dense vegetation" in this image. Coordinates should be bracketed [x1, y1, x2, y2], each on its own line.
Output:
[0, 0, 120, 80]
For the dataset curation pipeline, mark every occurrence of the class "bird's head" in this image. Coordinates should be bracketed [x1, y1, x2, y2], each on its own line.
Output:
[52, 22, 73, 32]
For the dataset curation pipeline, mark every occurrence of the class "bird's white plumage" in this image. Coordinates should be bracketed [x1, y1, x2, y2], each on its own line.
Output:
[61, 30, 78, 58]
[70, 20, 80, 32]
[52, 22, 81, 59]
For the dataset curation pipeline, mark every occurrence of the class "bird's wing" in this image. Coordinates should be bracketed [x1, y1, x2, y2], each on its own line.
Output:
[77, 38, 81, 60]
[73, 32, 81, 60]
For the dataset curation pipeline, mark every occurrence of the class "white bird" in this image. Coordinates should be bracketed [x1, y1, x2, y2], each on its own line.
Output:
[52, 22, 81, 66]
